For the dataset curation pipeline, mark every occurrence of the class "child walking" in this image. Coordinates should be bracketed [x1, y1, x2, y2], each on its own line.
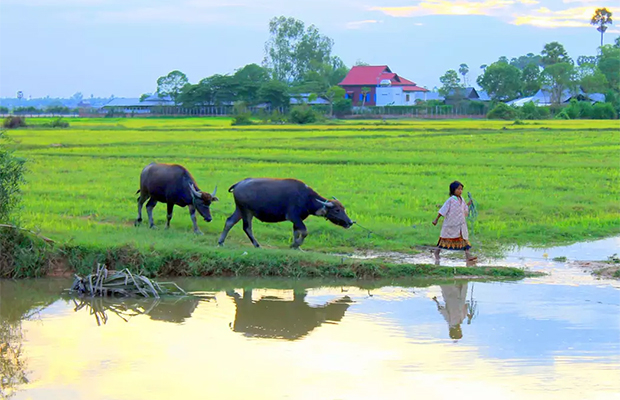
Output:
[432, 181, 477, 266]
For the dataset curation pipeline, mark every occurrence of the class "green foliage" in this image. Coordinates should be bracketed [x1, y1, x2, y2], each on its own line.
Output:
[0, 106, 9, 113]
[598, 45, 620, 92]
[565, 99, 593, 119]
[43, 117, 70, 128]
[578, 63, 609, 94]
[476, 62, 523, 101]
[591, 102, 616, 119]
[0, 132, 26, 224]
[3, 116, 27, 129]
[554, 110, 570, 119]
[541, 42, 573, 66]
[487, 103, 518, 120]
[519, 102, 550, 119]
[289, 105, 318, 124]
[591, 8, 613, 47]
[258, 80, 290, 109]
[332, 98, 352, 117]
[439, 70, 463, 98]
[231, 102, 254, 126]
[156, 70, 189, 105]
[541, 62, 577, 105]
[521, 63, 541, 97]
[45, 105, 74, 114]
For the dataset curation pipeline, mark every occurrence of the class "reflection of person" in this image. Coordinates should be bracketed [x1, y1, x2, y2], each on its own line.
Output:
[432, 283, 468, 340]
[432, 181, 477, 266]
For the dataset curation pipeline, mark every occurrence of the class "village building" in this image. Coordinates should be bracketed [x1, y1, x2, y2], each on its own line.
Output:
[338, 65, 429, 106]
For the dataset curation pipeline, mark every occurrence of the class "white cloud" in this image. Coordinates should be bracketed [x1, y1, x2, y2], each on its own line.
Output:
[346, 19, 381, 29]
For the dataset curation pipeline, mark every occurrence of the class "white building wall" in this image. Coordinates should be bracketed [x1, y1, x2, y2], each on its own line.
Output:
[376, 86, 404, 106]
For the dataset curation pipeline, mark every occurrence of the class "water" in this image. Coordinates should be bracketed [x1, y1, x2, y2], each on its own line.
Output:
[1, 272, 619, 400]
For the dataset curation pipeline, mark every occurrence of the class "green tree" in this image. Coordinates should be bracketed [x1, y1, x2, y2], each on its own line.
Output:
[577, 55, 598, 66]
[541, 62, 577, 104]
[234, 64, 270, 105]
[542, 42, 573, 66]
[480, 64, 488, 71]
[438, 70, 463, 98]
[591, 8, 613, 47]
[263, 16, 335, 83]
[458, 63, 469, 86]
[156, 70, 189, 105]
[325, 85, 345, 117]
[139, 93, 151, 102]
[522, 63, 541, 96]
[0, 132, 26, 223]
[258, 80, 290, 109]
[510, 53, 543, 69]
[598, 44, 620, 92]
[476, 62, 522, 101]
[297, 57, 349, 96]
[577, 63, 609, 94]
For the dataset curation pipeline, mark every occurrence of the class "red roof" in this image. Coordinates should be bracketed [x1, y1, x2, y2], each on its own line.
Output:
[339, 65, 422, 88]
[403, 86, 429, 92]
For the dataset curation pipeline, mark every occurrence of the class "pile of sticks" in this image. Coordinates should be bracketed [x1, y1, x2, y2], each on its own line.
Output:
[67, 264, 186, 298]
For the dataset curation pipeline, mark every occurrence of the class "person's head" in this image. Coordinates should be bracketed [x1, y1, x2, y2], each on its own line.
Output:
[449, 324, 463, 340]
[449, 181, 464, 197]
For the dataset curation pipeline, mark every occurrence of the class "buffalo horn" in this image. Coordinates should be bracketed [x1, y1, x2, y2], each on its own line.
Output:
[189, 183, 202, 198]
[212, 185, 218, 197]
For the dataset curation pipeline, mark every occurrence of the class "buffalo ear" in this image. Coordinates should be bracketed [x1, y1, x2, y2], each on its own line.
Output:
[213, 196, 219, 202]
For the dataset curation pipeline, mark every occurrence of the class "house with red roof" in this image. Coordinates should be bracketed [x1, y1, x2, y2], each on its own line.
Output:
[338, 65, 429, 106]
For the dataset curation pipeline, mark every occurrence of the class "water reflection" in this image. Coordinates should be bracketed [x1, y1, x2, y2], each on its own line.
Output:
[226, 289, 353, 340]
[65, 295, 205, 325]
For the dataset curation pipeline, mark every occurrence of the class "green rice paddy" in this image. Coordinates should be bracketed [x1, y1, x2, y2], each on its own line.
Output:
[5, 117, 619, 274]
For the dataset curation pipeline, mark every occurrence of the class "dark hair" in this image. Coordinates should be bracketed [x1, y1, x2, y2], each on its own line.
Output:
[449, 181, 464, 196]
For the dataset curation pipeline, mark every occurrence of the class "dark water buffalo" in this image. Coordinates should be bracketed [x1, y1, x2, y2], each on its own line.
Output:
[226, 289, 352, 340]
[218, 178, 353, 249]
[135, 163, 218, 234]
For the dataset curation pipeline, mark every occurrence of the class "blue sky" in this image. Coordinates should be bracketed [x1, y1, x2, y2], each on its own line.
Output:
[0, 0, 617, 98]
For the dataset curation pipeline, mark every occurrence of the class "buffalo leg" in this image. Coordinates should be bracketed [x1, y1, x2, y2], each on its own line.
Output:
[135, 194, 149, 226]
[188, 204, 203, 235]
[218, 208, 242, 246]
[146, 198, 158, 228]
[165, 203, 174, 229]
[291, 219, 308, 249]
[242, 213, 260, 248]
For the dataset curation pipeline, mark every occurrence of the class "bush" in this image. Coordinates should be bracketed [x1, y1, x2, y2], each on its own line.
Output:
[554, 110, 570, 119]
[42, 117, 69, 128]
[332, 98, 352, 117]
[487, 103, 517, 120]
[591, 102, 616, 119]
[270, 109, 286, 124]
[231, 101, 253, 126]
[289, 105, 317, 124]
[0, 132, 26, 223]
[519, 102, 551, 120]
[0, 106, 8, 114]
[3, 116, 26, 129]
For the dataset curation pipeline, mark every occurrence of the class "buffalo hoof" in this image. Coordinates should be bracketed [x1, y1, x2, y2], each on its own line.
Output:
[194, 230, 204, 235]
[217, 242, 224, 247]
[134, 220, 141, 227]
[149, 225, 157, 230]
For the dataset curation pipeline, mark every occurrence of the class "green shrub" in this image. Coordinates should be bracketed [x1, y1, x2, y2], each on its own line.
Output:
[231, 101, 254, 126]
[289, 105, 317, 124]
[487, 103, 517, 120]
[0, 106, 8, 114]
[0, 132, 26, 223]
[554, 110, 570, 119]
[565, 99, 580, 119]
[591, 102, 616, 119]
[44, 117, 69, 128]
[3, 116, 26, 129]
[332, 98, 352, 117]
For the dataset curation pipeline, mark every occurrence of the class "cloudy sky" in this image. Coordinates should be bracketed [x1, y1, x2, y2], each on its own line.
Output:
[0, 0, 617, 98]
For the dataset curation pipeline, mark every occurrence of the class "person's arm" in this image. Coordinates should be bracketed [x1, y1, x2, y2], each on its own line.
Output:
[432, 213, 442, 226]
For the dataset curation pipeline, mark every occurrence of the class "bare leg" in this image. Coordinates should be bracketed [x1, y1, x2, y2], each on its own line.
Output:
[218, 208, 242, 246]
[465, 249, 477, 266]
[242, 213, 260, 248]
[188, 204, 202, 235]
[165, 203, 174, 229]
[146, 198, 158, 228]
[433, 247, 441, 265]
[135, 194, 148, 226]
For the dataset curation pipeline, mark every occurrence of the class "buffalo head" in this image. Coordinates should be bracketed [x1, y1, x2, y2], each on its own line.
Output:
[316, 197, 353, 229]
[190, 183, 219, 222]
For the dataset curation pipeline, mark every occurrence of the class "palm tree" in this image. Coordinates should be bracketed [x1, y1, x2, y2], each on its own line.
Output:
[360, 86, 371, 108]
[591, 8, 613, 47]
[480, 64, 488, 71]
[459, 63, 470, 86]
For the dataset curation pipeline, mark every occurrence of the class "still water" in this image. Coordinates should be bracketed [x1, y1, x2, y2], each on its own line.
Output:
[2, 270, 619, 400]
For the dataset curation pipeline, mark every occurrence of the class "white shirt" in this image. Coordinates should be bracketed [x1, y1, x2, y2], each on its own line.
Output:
[438, 195, 469, 240]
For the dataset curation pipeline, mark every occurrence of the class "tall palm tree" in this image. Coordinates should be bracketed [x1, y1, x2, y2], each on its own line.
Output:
[459, 63, 470, 86]
[591, 8, 613, 47]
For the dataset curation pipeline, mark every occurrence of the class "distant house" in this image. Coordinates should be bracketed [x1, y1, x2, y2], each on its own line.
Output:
[290, 93, 331, 105]
[338, 65, 428, 106]
[507, 89, 605, 107]
[101, 95, 175, 114]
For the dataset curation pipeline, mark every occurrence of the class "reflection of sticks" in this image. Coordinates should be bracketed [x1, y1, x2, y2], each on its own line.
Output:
[467, 283, 478, 325]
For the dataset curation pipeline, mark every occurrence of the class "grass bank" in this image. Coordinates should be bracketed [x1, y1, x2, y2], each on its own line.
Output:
[3, 117, 618, 278]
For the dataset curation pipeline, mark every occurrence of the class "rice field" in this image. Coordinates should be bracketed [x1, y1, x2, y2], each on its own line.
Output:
[7, 117, 620, 258]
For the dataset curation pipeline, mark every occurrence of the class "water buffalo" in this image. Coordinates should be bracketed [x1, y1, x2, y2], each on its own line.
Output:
[135, 163, 218, 234]
[218, 178, 353, 249]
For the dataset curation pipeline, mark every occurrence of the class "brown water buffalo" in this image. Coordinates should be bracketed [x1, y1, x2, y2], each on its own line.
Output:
[217, 178, 353, 249]
[135, 163, 218, 234]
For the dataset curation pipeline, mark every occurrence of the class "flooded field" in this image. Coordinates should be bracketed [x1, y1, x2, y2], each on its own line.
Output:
[2, 260, 619, 400]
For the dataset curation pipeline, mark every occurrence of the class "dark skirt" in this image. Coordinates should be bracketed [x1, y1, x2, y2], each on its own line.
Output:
[437, 236, 472, 251]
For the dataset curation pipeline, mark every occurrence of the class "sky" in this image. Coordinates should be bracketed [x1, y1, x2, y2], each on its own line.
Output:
[0, 0, 617, 98]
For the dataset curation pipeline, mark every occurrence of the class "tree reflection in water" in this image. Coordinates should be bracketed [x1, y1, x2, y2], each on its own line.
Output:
[226, 289, 353, 341]
[66, 295, 209, 326]
[0, 322, 29, 399]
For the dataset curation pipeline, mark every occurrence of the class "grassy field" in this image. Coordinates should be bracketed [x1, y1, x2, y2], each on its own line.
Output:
[3, 117, 619, 276]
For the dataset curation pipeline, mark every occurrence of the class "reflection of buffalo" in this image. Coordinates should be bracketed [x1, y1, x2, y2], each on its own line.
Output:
[146, 296, 200, 323]
[226, 289, 352, 340]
